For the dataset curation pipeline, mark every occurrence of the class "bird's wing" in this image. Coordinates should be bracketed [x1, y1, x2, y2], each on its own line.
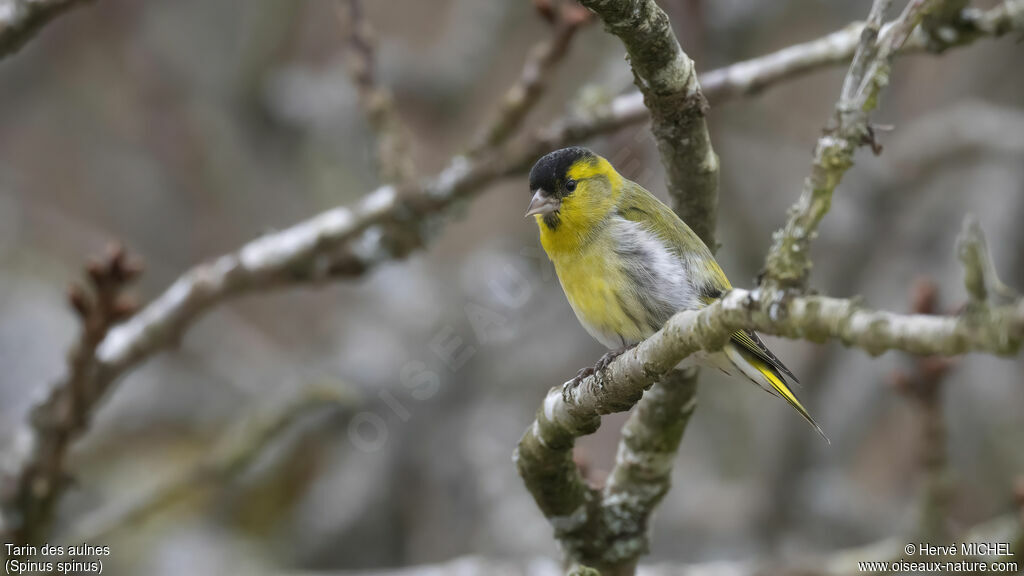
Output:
[617, 180, 731, 299]
[732, 330, 798, 383]
[618, 180, 826, 439]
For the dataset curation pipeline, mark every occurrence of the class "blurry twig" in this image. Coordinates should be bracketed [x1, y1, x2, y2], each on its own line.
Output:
[957, 215, 1019, 307]
[0, 0, 96, 59]
[890, 279, 956, 544]
[0, 244, 142, 548]
[467, 0, 592, 157]
[64, 387, 356, 543]
[336, 0, 416, 184]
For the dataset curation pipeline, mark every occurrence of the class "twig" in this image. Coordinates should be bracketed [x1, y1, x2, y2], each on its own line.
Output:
[63, 387, 354, 544]
[0, 244, 142, 548]
[957, 215, 1019, 306]
[761, 0, 937, 290]
[336, 0, 416, 184]
[0, 0, 96, 59]
[467, 1, 592, 157]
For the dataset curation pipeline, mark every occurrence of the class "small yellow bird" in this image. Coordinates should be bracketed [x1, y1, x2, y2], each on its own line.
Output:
[526, 147, 825, 439]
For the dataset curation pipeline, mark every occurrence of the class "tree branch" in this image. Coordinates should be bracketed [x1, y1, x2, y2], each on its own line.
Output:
[517, 284, 1023, 535]
[0, 0, 95, 59]
[0, 245, 141, 547]
[600, 369, 698, 567]
[577, 0, 719, 246]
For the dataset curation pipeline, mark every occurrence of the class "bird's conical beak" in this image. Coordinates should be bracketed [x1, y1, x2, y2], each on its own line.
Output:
[524, 189, 559, 218]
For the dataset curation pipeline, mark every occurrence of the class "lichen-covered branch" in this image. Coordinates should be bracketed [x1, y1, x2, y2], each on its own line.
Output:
[336, 0, 416, 184]
[761, 0, 936, 290]
[467, 0, 592, 157]
[0, 0, 95, 59]
[517, 284, 1023, 514]
[518, 231, 1023, 571]
[600, 370, 698, 567]
[577, 0, 719, 246]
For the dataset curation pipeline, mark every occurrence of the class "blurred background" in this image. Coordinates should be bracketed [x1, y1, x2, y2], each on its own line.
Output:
[1, 0, 1023, 574]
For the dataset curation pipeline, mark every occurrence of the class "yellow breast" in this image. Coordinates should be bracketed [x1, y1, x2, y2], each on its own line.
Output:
[547, 238, 649, 348]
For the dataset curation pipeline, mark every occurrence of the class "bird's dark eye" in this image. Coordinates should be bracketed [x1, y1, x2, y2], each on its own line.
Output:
[565, 179, 577, 192]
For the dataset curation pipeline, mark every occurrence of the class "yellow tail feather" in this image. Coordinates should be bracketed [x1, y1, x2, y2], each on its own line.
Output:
[755, 362, 830, 444]
[724, 342, 830, 444]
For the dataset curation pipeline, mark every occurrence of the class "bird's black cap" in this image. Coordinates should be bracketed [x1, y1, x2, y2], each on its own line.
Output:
[528, 146, 595, 196]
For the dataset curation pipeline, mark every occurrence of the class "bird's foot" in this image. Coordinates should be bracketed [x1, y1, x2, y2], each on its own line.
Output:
[594, 344, 636, 374]
[568, 345, 636, 387]
[569, 366, 595, 387]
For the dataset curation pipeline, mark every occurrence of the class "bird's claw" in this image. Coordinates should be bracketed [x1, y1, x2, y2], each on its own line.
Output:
[594, 344, 635, 373]
[569, 345, 635, 387]
[569, 366, 595, 387]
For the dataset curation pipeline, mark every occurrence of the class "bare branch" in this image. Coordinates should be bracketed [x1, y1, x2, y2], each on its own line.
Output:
[467, 1, 592, 156]
[0, 0, 95, 59]
[336, 0, 416, 184]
